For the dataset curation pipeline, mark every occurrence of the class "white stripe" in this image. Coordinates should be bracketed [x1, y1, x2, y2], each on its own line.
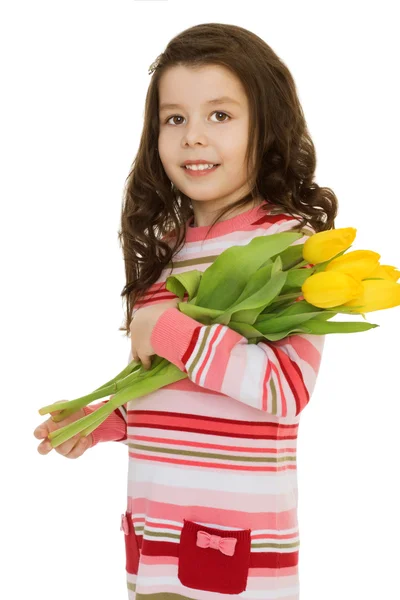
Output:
[128, 460, 298, 495]
[135, 574, 297, 598]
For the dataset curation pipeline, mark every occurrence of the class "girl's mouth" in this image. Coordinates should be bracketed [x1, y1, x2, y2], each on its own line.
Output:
[181, 164, 220, 177]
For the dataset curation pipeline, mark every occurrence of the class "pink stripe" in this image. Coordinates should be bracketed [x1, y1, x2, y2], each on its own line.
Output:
[129, 495, 298, 529]
[276, 333, 323, 372]
[195, 325, 222, 390]
[205, 326, 245, 390]
[131, 434, 297, 453]
[195, 323, 224, 385]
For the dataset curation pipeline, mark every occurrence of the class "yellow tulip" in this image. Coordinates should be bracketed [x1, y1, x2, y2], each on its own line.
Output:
[367, 263, 400, 282]
[303, 227, 357, 264]
[324, 250, 381, 280]
[301, 271, 363, 309]
[343, 279, 400, 312]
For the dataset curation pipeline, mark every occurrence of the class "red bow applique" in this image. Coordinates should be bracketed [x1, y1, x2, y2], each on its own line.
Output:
[196, 530, 237, 556]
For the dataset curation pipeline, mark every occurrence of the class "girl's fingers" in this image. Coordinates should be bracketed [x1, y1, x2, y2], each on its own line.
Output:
[64, 435, 89, 459]
[33, 400, 67, 439]
[53, 433, 85, 457]
[33, 416, 58, 440]
[34, 424, 48, 439]
[37, 438, 52, 455]
[37, 434, 90, 457]
[134, 350, 151, 370]
[35, 404, 90, 456]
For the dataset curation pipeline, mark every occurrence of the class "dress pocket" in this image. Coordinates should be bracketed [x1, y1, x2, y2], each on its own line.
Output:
[120, 510, 140, 575]
[177, 519, 251, 594]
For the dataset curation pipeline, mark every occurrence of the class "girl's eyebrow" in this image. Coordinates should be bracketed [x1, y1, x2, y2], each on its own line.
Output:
[159, 96, 241, 112]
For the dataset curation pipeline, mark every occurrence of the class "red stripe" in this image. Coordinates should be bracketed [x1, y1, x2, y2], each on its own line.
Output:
[268, 344, 309, 416]
[128, 411, 299, 438]
[182, 325, 203, 365]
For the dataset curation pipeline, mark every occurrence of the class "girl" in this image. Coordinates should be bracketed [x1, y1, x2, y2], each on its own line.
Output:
[35, 22, 336, 600]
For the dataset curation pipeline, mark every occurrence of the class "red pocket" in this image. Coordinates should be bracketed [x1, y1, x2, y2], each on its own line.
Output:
[120, 510, 140, 575]
[178, 519, 251, 594]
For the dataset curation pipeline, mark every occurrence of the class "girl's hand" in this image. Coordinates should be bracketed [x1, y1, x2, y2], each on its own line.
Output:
[33, 400, 93, 458]
[130, 297, 180, 370]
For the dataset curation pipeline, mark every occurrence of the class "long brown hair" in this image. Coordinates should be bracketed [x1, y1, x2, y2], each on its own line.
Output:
[118, 23, 338, 336]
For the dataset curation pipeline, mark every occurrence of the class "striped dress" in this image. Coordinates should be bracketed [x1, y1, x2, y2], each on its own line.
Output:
[84, 200, 325, 600]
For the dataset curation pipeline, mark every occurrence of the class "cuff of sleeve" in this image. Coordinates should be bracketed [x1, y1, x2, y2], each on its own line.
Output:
[150, 307, 202, 371]
[82, 402, 127, 446]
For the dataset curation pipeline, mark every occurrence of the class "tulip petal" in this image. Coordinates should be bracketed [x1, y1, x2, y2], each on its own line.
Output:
[343, 279, 400, 312]
[325, 249, 381, 280]
[302, 271, 363, 308]
[303, 227, 357, 264]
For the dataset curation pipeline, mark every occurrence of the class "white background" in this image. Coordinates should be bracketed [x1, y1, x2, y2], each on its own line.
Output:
[1, 1, 399, 599]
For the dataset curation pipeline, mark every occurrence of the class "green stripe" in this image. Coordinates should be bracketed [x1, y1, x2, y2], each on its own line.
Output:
[167, 253, 220, 270]
[270, 377, 277, 415]
[136, 592, 205, 600]
[128, 442, 296, 463]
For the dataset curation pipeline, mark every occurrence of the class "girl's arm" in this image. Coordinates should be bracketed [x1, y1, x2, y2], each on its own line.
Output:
[82, 401, 127, 446]
[150, 223, 325, 419]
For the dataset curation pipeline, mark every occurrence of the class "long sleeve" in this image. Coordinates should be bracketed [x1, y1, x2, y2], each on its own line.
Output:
[82, 349, 131, 447]
[151, 307, 324, 419]
[150, 223, 325, 419]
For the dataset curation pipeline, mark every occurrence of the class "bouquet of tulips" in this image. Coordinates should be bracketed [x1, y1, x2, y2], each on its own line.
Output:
[39, 226, 400, 448]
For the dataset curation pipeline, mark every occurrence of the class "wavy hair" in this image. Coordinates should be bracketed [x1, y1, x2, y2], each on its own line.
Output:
[118, 23, 339, 336]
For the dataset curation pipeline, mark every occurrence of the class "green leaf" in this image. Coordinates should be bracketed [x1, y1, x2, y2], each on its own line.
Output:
[228, 321, 264, 338]
[165, 269, 203, 301]
[256, 311, 333, 334]
[224, 263, 274, 310]
[271, 254, 283, 276]
[214, 270, 288, 325]
[297, 318, 379, 334]
[195, 232, 303, 310]
[281, 266, 316, 290]
[261, 327, 313, 341]
[177, 301, 225, 323]
[261, 292, 304, 313]
[270, 242, 305, 270]
[256, 301, 333, 324]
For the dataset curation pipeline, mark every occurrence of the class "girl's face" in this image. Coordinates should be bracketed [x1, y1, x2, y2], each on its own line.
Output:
[158, 64, 257, 226]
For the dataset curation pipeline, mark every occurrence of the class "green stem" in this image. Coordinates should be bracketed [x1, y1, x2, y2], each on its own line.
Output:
[39, 361, 144, 421]
[48, 358, 188, 448]
[91, 359, 140, 393]
[49, 401, 116, 447]
[39, 384, 119, 420]
[80, 410, 112, 438]
[294, 259, 311, 268]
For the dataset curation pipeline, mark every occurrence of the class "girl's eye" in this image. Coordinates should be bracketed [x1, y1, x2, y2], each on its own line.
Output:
[164, 111, 230, 125]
